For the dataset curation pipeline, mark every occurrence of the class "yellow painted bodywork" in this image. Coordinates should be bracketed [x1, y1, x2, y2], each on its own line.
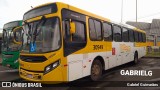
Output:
[20, 48, 68, 83]
[135, 42, 146, 47]
[157, 42, 160, 46]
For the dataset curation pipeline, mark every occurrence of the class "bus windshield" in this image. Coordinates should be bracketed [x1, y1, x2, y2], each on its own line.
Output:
[23, 17, 61, 53]
[2, 29, 21, 52]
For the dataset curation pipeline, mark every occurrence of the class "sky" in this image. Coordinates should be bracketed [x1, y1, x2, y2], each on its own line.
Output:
[1, 0, 160, 31]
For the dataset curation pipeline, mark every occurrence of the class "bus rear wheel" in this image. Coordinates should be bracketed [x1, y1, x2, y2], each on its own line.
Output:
[133, 53, 138, 64]
[91, 60, 102, 81]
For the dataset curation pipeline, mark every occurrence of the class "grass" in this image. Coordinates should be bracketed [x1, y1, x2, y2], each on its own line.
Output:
[146, 52, 160, 57]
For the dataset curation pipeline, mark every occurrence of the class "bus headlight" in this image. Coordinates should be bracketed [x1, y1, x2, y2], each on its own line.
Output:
[44, 60, 60, 74]
[14, 59, 18, 63]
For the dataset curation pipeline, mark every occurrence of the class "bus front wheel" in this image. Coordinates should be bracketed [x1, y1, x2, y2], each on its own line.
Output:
[91, 60, 102, 81]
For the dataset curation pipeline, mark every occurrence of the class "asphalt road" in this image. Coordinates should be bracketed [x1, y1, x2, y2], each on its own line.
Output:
[0, 57, 160, 90]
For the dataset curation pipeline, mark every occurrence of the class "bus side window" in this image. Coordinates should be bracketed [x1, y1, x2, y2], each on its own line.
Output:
[113, 25, 122, 42]
[103, 22, 112, 41]
[94, 20, 102, 40]
[89, 19, 97, 40]
[134, 31, 139, 42]
[129, 30, 134, 42]
[142, 33, 146, 42]
[142, 33, 145, 42]
[89, 19, 102, 41]
[122, 28, 129, 42]
[138, 32, 143, 42]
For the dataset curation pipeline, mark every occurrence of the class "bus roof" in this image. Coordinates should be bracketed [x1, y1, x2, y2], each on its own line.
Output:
[116, 22, 146, 33]
[25, 2, 110, 22]
[26, 2, 145, 33]
[3, 20, 22, 29]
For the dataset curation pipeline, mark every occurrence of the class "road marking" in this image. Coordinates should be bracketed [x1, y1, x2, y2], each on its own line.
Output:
[146, 59, 154, 63]
[145, 67, 160, 70]
[144, 78, 160, 81]
[0, 69, 18, 73]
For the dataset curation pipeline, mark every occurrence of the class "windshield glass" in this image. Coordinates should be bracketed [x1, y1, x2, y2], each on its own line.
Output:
[22, 17, 61, 53]
[2, 28, 22, 52]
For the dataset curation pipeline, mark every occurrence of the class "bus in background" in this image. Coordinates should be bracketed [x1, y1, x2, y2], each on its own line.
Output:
[2, 20, 23, 69]
[156, 36, 160, 46]
[18, 2, 146, 83]
[146, 35, 154, 47]
[147, 41, 154, 46]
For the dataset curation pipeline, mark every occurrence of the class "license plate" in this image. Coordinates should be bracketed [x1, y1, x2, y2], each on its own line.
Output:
[27, 74, 33, 78]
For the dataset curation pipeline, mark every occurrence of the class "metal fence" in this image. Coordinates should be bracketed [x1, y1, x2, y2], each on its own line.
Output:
[147, 46, 160, 54]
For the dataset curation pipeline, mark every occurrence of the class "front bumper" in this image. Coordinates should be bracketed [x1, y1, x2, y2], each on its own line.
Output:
[2, 58, 19, 68]
[19, 66, 64, 84]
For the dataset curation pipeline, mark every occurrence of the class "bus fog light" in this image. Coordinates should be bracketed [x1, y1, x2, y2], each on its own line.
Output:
[44, 60, 60, 74]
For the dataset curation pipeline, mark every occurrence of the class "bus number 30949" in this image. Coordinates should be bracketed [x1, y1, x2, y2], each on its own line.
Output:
[93, 45, 103, 50]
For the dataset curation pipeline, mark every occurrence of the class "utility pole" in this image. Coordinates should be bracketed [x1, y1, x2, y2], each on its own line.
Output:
[121, 0, 123, 23]
[136, 0, 137, 22]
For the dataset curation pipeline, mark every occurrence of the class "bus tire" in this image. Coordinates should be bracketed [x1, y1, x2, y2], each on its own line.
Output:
[90, 60, 102, 81]
[133, 52, 138, 64]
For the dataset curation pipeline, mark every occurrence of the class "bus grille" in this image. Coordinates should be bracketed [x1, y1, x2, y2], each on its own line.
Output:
[20, 55, 47, 62]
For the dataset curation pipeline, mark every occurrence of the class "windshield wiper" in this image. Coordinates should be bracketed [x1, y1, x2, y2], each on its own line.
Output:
[24, 21, 31, 36]
[24, 21, 31, 45]
[33, 16, 46, 44]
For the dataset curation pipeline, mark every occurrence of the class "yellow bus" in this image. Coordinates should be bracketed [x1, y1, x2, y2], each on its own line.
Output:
[18, 2, 146, 83]
[147, 41, 154, 46]
[156, 36, 160, 46]
[146, 35, 154, 47]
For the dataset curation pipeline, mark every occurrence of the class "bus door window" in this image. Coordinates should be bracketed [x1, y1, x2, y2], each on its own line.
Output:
[72, 21, 85, 42]
[64, 20, 71, 41]
[63, 19, 86, 56]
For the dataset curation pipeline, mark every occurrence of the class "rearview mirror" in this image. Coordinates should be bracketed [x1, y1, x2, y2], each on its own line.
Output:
[13, 26, 24, 45]
[70, 21, 76, 34]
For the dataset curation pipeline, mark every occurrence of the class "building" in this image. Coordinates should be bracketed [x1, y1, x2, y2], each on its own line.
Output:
[0, 28, 2, 54]
[126, 19, 160, 47]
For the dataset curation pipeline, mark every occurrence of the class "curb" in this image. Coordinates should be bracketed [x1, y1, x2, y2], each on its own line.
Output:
[142, 56, 160, 59]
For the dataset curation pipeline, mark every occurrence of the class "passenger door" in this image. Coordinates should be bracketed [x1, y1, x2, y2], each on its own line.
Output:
[62, 18, 86, 81]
